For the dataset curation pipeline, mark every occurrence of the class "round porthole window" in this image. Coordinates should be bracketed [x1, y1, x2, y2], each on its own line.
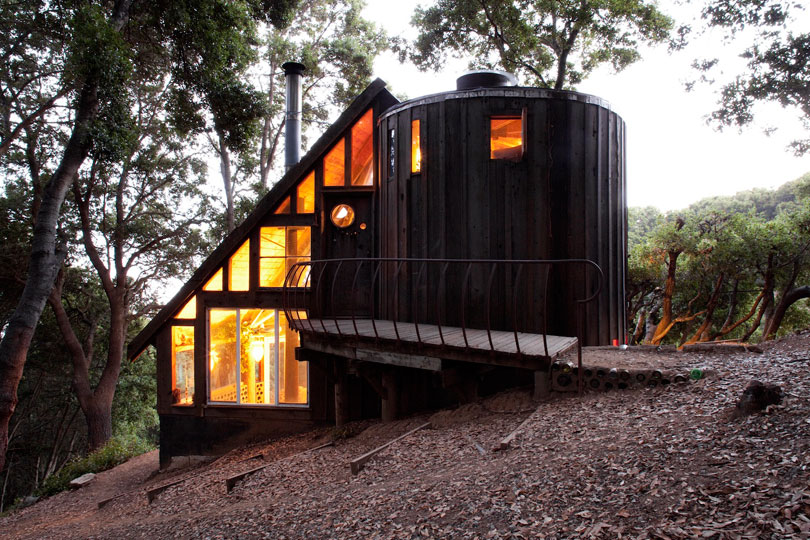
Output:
[330, 204, 355, 228]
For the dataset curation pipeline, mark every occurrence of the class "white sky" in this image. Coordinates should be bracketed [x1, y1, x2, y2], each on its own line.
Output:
[361, 1, 810, 211]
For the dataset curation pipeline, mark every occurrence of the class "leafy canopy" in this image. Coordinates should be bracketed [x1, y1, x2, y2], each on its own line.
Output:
[691, 0, 810, 154]
[409, 0, 673, 89]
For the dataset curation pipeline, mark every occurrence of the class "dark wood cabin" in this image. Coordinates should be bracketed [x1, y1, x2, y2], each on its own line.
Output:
[129, 72, 627, 466]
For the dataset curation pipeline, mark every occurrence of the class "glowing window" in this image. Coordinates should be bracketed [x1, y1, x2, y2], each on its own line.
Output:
[208, 308, 308, 405]
[330, 204, 355, 228]
[208, 309, 237, 403]
[274, 196, 291, 214]
[203, 268, 223, 291]
[228, 240, 250, 291]
[259, 227, 311, 287]
[411, 119, 421, 173]
[490, 117, 523, 160]
[324, 139, 345, 187]
[171, 326, 195, 405]
[176, 296, 196, 319]
[297, 171, 315, 213]
[350, 109, 374, 186]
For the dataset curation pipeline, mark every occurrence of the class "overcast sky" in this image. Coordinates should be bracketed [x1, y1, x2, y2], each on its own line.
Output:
[361, 1, 810, 211]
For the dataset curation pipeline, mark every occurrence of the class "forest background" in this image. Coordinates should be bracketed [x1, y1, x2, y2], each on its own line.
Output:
[0, 0, 808, 511]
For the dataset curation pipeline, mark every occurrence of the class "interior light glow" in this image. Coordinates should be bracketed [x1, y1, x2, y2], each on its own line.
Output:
[330, 204, 355, 228]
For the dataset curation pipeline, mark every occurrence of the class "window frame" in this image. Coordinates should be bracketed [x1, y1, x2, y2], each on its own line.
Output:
[322, 108, 376, 190]
[410, 118, 422, 174]
[489, 107, 528, 162]
[206, 307, 309, 408]
[257, 225, 311, 289]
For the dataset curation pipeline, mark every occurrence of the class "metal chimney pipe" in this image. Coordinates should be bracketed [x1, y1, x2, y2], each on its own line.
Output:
[282, 61, 305, 170]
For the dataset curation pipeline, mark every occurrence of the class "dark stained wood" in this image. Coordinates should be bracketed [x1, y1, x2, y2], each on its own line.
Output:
[380, 370, 398, 422]
[334, 359, 349, 427]
[377, 88, 626, 346]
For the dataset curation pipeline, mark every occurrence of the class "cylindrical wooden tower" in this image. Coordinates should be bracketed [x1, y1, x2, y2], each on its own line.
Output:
[376, 77, 627, 346]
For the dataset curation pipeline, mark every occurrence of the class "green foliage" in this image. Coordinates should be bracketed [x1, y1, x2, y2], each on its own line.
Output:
[112, 350, 158, 447]
[627, 175, 810, 345]
[408, 0, 673, 89]
[35, 433, 153, 499]
[690, 1, 810, 154]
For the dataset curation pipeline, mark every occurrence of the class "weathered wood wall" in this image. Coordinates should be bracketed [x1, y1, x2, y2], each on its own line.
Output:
[377, 88, 627, 346]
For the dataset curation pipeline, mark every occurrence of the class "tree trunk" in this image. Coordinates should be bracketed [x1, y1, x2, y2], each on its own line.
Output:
[683, 273, 725, 346]
[763, 285, 810, 341]
[0, 82, 98, 472]
[632, 309, 647, 345]
[742, 255, 774, 341]
[84, 402, 113, 452]
[712, 289, 764, 341]
[0, 0, 134, 473]
[217, 130, 236, 233]
[650, 250, 680, 344]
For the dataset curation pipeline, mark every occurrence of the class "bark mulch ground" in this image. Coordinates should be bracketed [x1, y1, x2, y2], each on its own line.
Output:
[3, 331, 809, 539]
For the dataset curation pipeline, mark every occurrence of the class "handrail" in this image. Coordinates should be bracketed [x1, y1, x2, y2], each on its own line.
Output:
[282, 258, 604, 394]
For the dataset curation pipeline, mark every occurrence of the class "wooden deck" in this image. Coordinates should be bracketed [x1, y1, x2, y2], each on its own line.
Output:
[296, 318, 577, 370]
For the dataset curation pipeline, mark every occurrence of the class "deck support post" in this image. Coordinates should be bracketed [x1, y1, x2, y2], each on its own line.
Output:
[334, 360, 349, 427]
[534, 369, 550, 400]
[381, 369, 399, 422]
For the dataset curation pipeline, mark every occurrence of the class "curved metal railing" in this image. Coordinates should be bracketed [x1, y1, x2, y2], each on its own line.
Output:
[282, 258, 602, 392]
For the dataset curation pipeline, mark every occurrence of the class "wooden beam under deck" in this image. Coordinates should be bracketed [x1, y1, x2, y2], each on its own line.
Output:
[296, 318, 577, 371]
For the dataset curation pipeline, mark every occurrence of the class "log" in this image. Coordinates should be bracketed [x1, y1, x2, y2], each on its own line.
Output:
[225, 440, 334, 493]
[349, 422, 431, 475]
[495, 408, 539, 451]
[147, 479, 184, 503]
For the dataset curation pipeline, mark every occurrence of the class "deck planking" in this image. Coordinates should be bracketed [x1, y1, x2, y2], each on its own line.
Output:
[302, 318, 576, 359]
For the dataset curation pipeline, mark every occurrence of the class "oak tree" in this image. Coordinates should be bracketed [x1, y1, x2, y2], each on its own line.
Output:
[409, 0, 673, 89]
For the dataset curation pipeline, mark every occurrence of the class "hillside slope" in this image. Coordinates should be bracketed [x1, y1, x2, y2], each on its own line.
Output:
[3, 333, 809, 539]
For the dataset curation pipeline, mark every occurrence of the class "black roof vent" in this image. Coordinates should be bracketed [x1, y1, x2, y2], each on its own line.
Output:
[456, 70, 518, 91]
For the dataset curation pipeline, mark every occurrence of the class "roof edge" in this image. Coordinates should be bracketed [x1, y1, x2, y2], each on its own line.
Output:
[127, 79, 395, 360]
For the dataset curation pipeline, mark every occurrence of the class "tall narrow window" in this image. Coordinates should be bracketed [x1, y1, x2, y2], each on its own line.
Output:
[229, 240, 250, 291]
[324, 139, 345, 187]
[388, 128, 396, 178]
[172, 326, 194, 405]
[350, 109, 374, 186]
[490, 116, 523, 160]
[411, 119, 421, 173]
[297, 171, 315, 213]
[259, 227, 311, 287]
[209, 309, 237, 403]
[208, 308, 308, 406]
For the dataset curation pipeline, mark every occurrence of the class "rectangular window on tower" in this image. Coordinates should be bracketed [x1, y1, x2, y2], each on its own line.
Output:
[490, 113, 525, 161]
[411, 119, 421, 173]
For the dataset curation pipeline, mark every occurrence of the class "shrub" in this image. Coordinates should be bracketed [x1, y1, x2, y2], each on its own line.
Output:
[36, 434, 153, 498]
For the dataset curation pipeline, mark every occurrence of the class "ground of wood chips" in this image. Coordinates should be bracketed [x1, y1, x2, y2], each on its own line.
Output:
[3, 331, 809, 539]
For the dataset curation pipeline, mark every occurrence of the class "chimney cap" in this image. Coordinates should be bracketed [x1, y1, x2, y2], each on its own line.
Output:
[456, 70, 517, 91]
[282, 61, 306, 76]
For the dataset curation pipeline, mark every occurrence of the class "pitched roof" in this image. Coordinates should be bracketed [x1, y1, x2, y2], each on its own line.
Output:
[128, 78, 397, 360]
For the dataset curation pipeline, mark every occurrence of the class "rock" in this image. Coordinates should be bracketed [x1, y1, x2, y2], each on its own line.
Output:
[20, 495, 39, 508]
[69, 472, 96, 489]
[734, 380, 783, 417]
